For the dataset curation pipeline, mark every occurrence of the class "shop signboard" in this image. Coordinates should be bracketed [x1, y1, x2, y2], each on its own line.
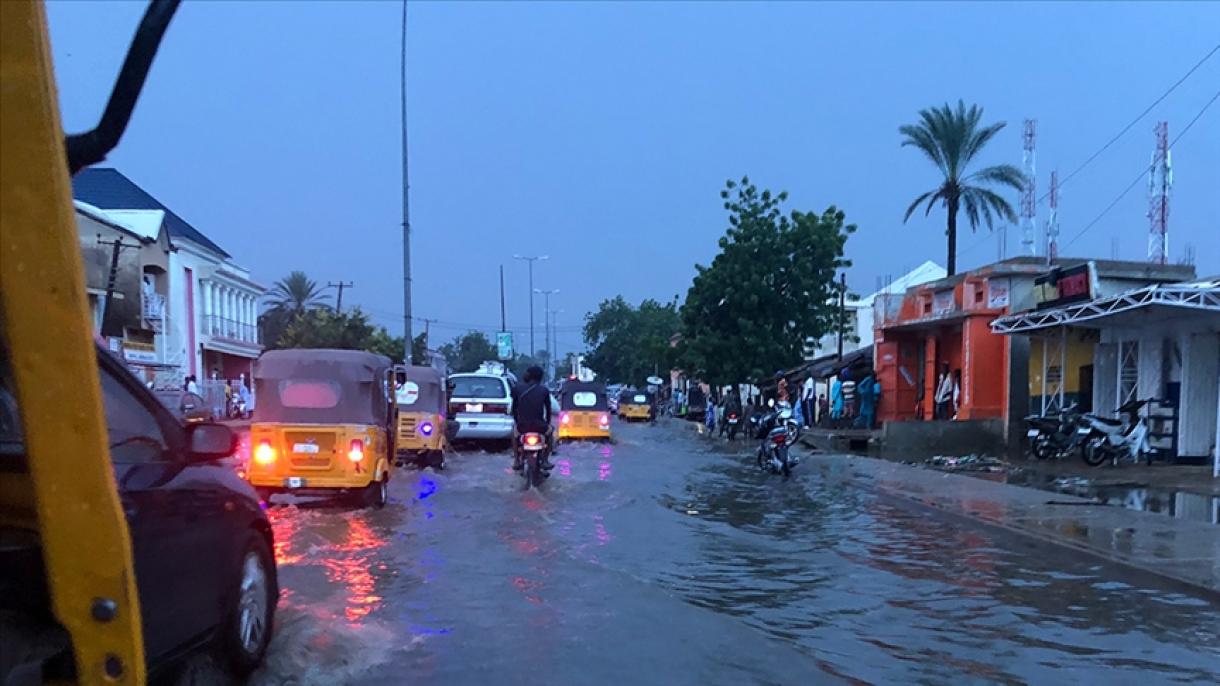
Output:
[987, 278, 1011, 309]
[1034, 262, 1097, 310]
[496, 332, 514, 361]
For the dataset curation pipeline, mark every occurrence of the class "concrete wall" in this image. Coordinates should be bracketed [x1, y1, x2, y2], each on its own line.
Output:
[879, 418, 1006, 460]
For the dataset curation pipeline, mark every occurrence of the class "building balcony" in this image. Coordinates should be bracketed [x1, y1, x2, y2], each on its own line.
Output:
[204, 315, 259, 345]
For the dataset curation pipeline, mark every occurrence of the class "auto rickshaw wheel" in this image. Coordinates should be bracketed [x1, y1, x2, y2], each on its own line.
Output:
[360, 477, 388, 509]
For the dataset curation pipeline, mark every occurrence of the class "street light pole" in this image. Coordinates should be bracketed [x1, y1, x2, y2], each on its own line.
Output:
[400, 0, 413, 363]
[514, 255, 548, 356]
[534, 288, 559, 366]
[550, 308, 563, 378]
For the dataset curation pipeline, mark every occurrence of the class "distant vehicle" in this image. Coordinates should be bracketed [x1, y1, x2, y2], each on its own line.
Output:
[686, 386, 707, 422]
[618, 389, 655, 422]
[246, 349, 395, 508]
[557, 380, 611, 441]
[2, 345, 278, 681]
[448, 370, 515, 446]
[394, 365, 449, 469]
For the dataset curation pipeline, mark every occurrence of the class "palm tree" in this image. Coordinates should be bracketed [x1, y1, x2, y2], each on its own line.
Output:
[900, 100, 1025, 275]
[266, 271, 330, 317]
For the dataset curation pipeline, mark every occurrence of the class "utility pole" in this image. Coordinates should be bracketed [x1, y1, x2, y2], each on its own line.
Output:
[327, 281, 354, 313]
[535, 288, 558, 364]
[514, 255, 548, 356]
[400, 0, 413, 362]
[97, 234, 138, 338]
[550, 308, 563, 379]
[419, 318, 435, 347]
[836, 272, 846, 360]
[499, 264, 507, 331]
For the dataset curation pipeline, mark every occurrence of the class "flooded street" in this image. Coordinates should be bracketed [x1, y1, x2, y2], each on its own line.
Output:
[252, 422, 1220, 685]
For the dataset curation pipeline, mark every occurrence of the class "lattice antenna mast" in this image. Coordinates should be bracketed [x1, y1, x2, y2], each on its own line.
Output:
[1045, 170, 1059, 261]
[1147, 121, 1171, 264]
[1020, 119, 1037, 255]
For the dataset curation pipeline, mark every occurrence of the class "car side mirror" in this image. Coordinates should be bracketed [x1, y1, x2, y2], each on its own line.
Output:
[187, 423, 237, 462]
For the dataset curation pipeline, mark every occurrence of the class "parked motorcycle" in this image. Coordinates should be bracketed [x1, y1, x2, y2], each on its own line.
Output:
[1080, 398, 1153, 467]
[516, 432, 551, 490]
[1023, 404, 1087, 461]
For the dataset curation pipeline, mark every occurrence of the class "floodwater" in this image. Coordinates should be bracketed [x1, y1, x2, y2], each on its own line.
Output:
[236, 422, 1218, 685]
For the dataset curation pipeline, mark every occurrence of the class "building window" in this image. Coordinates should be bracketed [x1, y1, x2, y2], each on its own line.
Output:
[1119, 340, 1139, 405]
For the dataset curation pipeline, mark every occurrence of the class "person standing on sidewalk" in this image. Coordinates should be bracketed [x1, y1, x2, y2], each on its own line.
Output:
[856, 371, 877, 429]
[934, 363, 953, 420]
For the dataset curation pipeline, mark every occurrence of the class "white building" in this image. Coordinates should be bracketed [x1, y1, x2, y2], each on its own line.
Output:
[73, 168, 265, 386]
[809, 260, 947, 357]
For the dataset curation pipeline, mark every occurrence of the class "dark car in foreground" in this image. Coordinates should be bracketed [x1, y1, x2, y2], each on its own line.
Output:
[0, 346, 278, 682]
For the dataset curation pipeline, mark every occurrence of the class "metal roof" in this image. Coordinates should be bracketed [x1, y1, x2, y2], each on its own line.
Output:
[72, 168, 230, 257]
[991, 279, 1220, 334]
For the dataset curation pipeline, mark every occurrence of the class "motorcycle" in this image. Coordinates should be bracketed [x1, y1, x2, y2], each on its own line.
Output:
[724, 411, 741, 440]
[1024, 404, 1087, 461]
[753, 401, 797, 477]
[1080, 398, 1153, 467]
[516, 432, 551, 490]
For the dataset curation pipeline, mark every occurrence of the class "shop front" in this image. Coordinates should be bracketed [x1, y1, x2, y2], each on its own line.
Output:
[993, 279, 1220, 474]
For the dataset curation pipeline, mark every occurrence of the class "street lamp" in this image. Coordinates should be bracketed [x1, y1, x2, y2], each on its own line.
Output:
[514, 255, 548, 355]
[549, 308, 564, 378]
[534, 288, 559, 364]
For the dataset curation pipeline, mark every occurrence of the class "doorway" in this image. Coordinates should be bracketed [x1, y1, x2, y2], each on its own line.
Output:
[1078, 364, 1093, 413]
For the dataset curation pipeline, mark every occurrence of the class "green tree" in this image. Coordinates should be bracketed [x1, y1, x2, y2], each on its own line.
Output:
[275, 307, 404, 363]
[410, 332, 428, 366]
[437, 331, 498, 373]
[583, 296, 680, 386]
[900, 100, 1025, 275]
[679, 177, 852, 385]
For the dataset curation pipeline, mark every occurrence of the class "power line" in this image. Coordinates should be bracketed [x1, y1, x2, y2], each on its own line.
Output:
[1063, 88, 1219, 250]
[1043, 42, 1219, 204]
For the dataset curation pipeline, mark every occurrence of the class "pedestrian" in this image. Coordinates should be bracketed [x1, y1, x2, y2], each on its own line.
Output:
[934, 363, 953, 420]
[952, 369, 962, 420]
[856, 370, 876, 430]
[830, 375, 844, 427]
[818, 393, 829, 427]
[840, 372, 858, 426]
[185, 375, 199, 395]
[704, 395, 715, 434]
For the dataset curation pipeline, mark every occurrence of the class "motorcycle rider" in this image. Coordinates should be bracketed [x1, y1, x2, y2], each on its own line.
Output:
[511, 365, 555, 471]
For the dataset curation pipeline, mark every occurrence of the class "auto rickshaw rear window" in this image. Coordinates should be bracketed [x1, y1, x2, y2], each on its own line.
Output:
[572, 392, 598, 407]
[278, 380, 342, 408]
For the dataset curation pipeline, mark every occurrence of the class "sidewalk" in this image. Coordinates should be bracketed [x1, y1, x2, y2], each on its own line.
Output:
[797, 447, 1220, 596]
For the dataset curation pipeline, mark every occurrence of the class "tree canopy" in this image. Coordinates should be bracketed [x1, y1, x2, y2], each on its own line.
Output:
[582, 296, 680, 386]
[437, 331, 498, 373]
[900, 100, 1025, 275]
[259, 271, 405, 363]
[678, 177, 852, 385]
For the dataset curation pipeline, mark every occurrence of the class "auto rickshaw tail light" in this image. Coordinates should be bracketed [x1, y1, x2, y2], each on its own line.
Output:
[419, 421, 434, 436]
[560, 413, 571, 425]
[254, 441, 276, 465]
[348, 439, 365, 462]
[599, 413, 610, 426]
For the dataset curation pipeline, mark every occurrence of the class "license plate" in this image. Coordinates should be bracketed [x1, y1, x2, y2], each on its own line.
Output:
[285, 477, 304, 488]
[292, 443, 320, 454]
[1026, 429, 1040, 437]
[729, 418, 739, 424]
[1077, 427, 1091, 434]
[465, 403, 483, 413]
[523, 444, 544, 452]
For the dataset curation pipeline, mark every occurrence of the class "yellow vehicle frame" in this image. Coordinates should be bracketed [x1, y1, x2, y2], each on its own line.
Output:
[0, 1, 146, 683]
[619, 403, 652, 421]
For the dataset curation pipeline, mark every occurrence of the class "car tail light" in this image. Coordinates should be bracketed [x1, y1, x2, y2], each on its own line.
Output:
[560, 413, 571, 425]
[254, 440, 276, 465]
[599, 413, 610, 426]
[348, 439, 365, 462]
[419, 421, 434, 436]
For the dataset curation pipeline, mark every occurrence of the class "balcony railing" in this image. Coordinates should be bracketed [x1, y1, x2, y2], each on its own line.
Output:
[205, 315, 259, 344]
[142, 291, 166, 321]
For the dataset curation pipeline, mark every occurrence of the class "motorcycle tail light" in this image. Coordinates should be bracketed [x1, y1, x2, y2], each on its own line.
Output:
[772, 433, 788, 445]
[254, 440, 276, 465]
[524, 433, 541, 446]
[348, 439, 365, 462]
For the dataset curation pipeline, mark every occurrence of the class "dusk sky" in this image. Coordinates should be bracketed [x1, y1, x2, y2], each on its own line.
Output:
[47, 1, 1219, 359]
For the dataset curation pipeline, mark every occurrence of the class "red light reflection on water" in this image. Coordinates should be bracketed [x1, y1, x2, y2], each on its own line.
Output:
[593, 514, 611, 546]
[325, 516, 386, 623]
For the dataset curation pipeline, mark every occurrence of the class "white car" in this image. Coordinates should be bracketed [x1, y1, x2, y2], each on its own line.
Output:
[448, 372, 515, 444]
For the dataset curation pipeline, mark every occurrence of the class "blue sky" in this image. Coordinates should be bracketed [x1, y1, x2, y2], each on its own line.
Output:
[47, 1, 1219, 358]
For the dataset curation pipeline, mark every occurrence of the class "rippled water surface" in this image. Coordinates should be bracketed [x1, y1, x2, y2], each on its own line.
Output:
[233, 421, 1219, 685]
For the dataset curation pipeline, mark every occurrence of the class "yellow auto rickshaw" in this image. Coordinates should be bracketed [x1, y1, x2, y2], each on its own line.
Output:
[246, 349, 395, 508]
[394, 364, 447, 469]
[618, 389, 655, 422]
[557, 380, 612, 441]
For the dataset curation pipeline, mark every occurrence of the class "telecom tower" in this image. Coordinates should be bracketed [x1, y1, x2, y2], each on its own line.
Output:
[1045, 170, 1059, 260]
[1020, 119, 1037, 256]
[1147, 121, 1172, 264]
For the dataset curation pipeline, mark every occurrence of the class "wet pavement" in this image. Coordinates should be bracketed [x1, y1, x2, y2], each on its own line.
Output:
[240, 421, 1218, 685]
